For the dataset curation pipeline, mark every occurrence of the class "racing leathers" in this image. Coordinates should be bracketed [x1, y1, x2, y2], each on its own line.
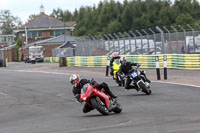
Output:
[119, 61, 139, 90]
[120, 62, 150, 90]
[72, 79, 117, 113]
[109, 56, 120, 76]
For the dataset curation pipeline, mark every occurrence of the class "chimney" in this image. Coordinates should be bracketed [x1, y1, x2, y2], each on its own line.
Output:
[40, 4, 44, 14]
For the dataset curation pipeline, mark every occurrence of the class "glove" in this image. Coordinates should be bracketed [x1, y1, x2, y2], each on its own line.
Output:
[74, 94, 83, 103]
[90, 78, 97, 85]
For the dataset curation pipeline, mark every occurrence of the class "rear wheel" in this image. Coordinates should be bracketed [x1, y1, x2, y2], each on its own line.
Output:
[90, 98, 109, 115]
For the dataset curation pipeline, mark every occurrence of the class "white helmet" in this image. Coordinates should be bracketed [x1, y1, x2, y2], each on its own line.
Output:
[69, 74, 80, 87]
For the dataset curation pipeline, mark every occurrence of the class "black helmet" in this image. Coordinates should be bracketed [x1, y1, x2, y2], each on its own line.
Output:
[120, 57, 126, 63]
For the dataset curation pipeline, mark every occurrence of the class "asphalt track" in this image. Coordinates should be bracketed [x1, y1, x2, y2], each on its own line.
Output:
[0, 63, 200, 133]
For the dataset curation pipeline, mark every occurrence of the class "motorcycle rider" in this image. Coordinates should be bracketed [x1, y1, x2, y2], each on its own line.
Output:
[110, 52, 121, 76]
[119, 57, 150, 90]
[69, 74, 117, 113]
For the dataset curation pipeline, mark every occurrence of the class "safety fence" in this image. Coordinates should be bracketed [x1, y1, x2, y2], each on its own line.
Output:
[44, 54, 200, 70]
[74, 26, 200, 57]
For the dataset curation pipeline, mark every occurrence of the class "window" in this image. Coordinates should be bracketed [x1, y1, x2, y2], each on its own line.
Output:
[27, 31, 43, 38]
[50, 30, 66, 37]
[55, 30, 61, 36]
[7, 37, 13, 42]
[50, 30, 54, 36]
[38, 31, 42, 37]
[1, 37, 6, 42]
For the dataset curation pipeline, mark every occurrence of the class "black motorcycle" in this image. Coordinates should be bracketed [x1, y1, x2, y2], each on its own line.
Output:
[128, 66, 152, 95]
[116, 71, 126, 87]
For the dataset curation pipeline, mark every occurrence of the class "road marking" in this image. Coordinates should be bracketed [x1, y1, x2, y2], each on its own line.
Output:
[153, 81, 200, 88]
[0, 92, 7, 96]
[6, 69, 200, 88]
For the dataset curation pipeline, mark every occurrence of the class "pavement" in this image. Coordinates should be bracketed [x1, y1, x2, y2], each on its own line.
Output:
[5, 62, 200, 86]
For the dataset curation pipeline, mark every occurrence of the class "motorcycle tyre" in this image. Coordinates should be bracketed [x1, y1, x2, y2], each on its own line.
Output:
[138, 82, 151, 95]
[112, 102, 122, 113]
[90, 98, 109, 115]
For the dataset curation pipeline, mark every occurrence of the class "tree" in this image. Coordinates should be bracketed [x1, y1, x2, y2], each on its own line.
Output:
[107, 19, 122, 33]
[15, 38, 22, 61]
[50, 8, 64, 20]
[27, 14, 38, 22]
[0, 10, 22, 34]
[175, 13, 194, 25]
[50, 0, 200, 37]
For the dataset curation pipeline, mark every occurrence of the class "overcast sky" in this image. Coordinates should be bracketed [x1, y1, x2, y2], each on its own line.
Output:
[0, 0, 124, 23]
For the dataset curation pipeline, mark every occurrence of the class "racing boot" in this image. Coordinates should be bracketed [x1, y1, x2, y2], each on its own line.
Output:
[141, 71, 151, 83]
[102, 83, 118, 98]
[108, 90, 118, 99]
[104, 86, 117, 98]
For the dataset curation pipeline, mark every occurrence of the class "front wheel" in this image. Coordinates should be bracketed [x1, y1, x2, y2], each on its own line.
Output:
[112, 102, 122, 113]
[138, 81, 151, 95]
[90, 97, 109, 115]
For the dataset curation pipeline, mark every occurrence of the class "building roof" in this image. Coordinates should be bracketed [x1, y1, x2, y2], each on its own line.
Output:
[19, 14, 76, 30]
[0, 44, 16, 50]
[59, 41, 76, 48]
[21, 34, 79, 49]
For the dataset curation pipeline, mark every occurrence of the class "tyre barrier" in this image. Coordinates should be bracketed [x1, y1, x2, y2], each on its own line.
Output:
[45, 54, 200, 70]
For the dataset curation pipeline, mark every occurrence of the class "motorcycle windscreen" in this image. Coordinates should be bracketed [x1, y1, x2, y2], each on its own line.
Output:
[80, 83, 93, 100]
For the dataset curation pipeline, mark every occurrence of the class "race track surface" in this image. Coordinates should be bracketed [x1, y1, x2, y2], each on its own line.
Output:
[0, 63, 200, 133]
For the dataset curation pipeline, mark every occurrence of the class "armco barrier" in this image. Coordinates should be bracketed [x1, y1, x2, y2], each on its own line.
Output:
[45, 54, 200, 70]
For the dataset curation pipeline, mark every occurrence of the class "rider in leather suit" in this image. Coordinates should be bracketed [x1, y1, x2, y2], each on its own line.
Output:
[119, 57, 150, 90]
[70, 74, 117, 113]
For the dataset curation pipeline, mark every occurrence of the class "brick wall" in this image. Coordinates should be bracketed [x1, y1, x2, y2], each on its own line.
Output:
[42, 31, 50, 38]
[43, 44, 62, 57]
[4, 48, 16, 62]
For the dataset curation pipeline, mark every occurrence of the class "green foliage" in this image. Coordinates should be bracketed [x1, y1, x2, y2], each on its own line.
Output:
[15, 38, 22, 61]
[107, 19, 122, 33]
[49, 0, 200, 36]
[175, 13, 194, 25]
[0, 10, 22, 34]
[27, 14, 38, 22]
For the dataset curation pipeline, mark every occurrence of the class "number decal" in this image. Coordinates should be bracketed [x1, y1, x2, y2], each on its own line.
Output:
[131, 72, 138, 78]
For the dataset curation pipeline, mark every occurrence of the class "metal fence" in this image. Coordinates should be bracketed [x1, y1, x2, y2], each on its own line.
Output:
[52, 47, 76, 57]
[53, 25, 200, 57]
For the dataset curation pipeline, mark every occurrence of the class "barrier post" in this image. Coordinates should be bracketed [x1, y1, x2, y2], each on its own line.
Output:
[106, 56, 110, 76]
[155, 56, 161, 80]
[163, 55, 167, 80]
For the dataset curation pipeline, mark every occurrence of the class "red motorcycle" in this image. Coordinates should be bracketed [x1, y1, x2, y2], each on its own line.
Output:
[80, 83, 122, 115]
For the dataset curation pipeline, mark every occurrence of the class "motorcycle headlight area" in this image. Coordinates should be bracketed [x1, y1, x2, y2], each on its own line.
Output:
[83, 97, 87, 100]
